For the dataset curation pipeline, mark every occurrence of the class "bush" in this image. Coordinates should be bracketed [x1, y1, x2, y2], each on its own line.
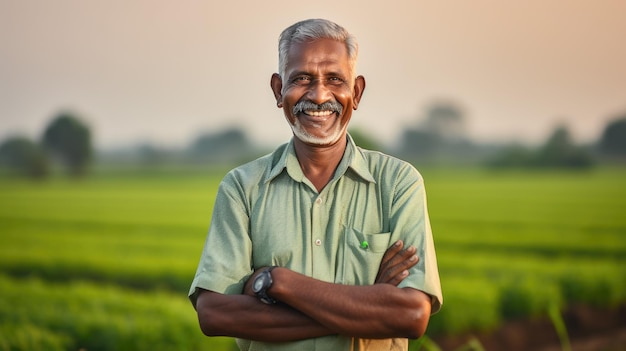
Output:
[0, 323, 70, 351]
[559, 268, 626, 308]
[0, 275, 233, 351]
[0, 136, 49, 178]
[498, 278, 561, 319]
[599, 115, 626, 157]
[42, 112, 92, 176]
[428, 277, 501, 336]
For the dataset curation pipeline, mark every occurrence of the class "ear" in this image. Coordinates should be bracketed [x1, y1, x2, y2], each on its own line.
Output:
[352, 75, 366, 110]
[270, 73, 284, 108]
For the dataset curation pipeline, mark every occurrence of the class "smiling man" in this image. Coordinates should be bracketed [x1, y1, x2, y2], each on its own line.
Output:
[189, 19, 443, 351]
[275, 37, 358, 146]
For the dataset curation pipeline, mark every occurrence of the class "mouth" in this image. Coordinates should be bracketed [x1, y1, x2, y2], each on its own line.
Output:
[297, 110, 338, 128]
[293, 100, 343, 121]
[303, 109, 336, 117]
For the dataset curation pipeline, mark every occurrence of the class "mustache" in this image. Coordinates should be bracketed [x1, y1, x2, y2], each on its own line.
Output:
[293, 100, 343, 115]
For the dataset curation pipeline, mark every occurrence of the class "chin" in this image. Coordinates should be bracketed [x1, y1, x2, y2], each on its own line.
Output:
[291, 122, 346, 146]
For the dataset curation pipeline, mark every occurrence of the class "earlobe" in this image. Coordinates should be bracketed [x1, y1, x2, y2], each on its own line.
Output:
[270, 73, 284, 108]
[352, 75, 366, 110]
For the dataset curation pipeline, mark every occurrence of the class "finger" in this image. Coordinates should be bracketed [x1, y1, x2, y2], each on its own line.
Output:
[379, 240, 404, 267]
[383, 245, 417, 273]
[380, 253, 418, 284]
[377, 244, 412, 282]
[385, 268, 409, 286]
[385, 255, 420, 285]
[376, 241, 404, 282]
[377, 248, 419, 285]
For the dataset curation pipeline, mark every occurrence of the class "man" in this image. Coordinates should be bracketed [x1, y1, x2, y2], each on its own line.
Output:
[189, 18, 443, 350]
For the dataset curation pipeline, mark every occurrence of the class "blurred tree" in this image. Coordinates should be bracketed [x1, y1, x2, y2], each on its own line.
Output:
[397, 129, 442, 160]
[189, 127, 254, 164]
[136, 143, 168, 166]
[486, 144, 534, 169]
[599, 114, 626, 157]
[396, 100, 470, 163]
[539, 126, 572, 164]
[487, 125, 593, 169]
[0, 136, 49, 178]
[348, 127, 382, 151]
[536, 125, 593, 169]
[42, 112, 92, 176]
[423, 101, 466, 142]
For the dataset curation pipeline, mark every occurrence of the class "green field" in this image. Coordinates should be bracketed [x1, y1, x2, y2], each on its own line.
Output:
[1, 167, 625, 350]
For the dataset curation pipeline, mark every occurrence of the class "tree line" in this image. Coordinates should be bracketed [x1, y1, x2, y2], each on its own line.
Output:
[0, 111, 91, 179]
[2, 106, 626, 179]
[394, 102, 626, 169]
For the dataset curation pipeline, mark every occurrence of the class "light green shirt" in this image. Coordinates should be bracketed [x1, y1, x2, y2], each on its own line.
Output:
[189, 135, 443, 351]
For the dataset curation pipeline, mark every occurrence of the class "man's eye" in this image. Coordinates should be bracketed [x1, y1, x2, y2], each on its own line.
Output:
[293, 77, 311, 85]
[328, 77, 343, 84]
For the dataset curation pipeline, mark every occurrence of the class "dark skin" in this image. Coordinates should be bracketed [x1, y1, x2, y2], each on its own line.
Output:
[197, 240, 427, 341]
[196, 38, 433, 342]
[270, 38, 365, 191]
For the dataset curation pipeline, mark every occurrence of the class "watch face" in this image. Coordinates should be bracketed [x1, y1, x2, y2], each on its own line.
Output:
[252, 269, 276, 304]
[253, 275, 265, 292]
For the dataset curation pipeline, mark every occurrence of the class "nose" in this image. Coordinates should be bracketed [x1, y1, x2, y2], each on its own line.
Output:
[305, 80, 332, 105]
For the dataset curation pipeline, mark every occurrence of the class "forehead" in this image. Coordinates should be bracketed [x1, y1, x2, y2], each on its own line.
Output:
[285, 38, 350, 74]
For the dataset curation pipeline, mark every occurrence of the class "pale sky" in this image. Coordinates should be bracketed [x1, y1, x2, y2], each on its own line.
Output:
[1, 0, 625, 149]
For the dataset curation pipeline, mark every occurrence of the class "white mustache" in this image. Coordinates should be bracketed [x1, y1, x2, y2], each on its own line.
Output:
[293, 100, 343, 115]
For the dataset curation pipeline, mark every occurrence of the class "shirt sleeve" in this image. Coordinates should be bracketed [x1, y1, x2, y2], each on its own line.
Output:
[389, 164, 443, 314]
[188, 172, 254, 308]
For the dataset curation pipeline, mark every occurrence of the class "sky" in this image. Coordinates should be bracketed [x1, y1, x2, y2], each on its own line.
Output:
[1, 0, 625, 150]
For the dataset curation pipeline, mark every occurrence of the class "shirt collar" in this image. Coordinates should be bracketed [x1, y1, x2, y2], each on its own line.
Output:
[345, 134, 376, 183]
[265, 134, 376, 184]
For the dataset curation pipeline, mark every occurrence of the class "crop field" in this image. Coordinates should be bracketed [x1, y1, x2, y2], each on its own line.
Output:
[0, 166, 625, 350]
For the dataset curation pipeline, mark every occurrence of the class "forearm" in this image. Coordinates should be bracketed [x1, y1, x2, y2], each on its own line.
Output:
[196, 289, 334, 342]
[269, 268, 432, 339]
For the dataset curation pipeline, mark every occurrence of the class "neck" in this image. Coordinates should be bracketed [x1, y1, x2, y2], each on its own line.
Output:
[293, 135, 347, 192]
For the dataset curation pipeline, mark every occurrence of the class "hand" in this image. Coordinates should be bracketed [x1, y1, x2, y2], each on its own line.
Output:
[375, 240, 419, 286]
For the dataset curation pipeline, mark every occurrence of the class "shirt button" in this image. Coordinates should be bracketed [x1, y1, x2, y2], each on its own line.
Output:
[315, 239, 322, 246]
[315, 197, 323, 204]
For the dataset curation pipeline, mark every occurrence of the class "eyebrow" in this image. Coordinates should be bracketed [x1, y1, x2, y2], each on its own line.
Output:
[287, 71, 312, 79]
[287, 70, 347, 80]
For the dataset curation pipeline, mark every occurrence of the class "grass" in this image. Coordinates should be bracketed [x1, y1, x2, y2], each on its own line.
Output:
[0, 274, 235, 351]
[422, 167, 626, 337]
[0, 166, 624, 350]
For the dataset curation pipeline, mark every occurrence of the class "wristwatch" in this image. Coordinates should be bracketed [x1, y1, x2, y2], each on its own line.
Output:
[252, 266, 277, 304]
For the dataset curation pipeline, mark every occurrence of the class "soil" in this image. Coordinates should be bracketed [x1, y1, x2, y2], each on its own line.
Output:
[432, 304, 626, 351]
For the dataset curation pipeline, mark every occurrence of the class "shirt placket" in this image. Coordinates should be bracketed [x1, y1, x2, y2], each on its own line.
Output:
[310, 192, 325, 280]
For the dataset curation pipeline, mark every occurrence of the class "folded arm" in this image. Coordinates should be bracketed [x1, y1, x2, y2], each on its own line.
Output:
[196, 289, 332, 342]
[267, 268, 431, 339]
[195, 240, 431, 341]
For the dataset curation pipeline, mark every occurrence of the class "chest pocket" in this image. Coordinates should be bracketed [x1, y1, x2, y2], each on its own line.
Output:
[339, 226, 391, 285]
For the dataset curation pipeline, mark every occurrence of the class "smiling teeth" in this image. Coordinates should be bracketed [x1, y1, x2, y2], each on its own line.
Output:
[305, 110, 334, 117]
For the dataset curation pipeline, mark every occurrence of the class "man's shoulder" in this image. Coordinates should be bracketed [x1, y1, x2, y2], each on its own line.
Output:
[222, 143, 288, 186]
[356, 147, 423, 182]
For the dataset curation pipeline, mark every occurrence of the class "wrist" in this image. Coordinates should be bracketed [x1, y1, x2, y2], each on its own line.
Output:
[267, 267, 293, 304]
[266, 266, 281, 298]
[252, 266, 278, 304]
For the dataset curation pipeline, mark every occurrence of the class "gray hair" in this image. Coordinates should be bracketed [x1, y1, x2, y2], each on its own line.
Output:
[278, 19, 359, 83]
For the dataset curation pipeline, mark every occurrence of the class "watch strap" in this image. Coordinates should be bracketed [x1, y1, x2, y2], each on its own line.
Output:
[256, 266, 277, 304]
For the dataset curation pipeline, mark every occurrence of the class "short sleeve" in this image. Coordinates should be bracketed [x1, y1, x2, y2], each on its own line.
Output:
[390, 165, 443, 313]
[188, 173, 254, 308]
